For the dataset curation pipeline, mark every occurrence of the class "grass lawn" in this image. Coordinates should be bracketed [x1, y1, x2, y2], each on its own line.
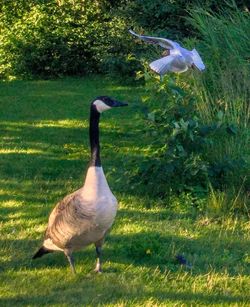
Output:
[0, 76, 249, 306]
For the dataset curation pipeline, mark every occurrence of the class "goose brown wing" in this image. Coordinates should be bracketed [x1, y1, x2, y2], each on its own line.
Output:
[45, 192, 95, 249]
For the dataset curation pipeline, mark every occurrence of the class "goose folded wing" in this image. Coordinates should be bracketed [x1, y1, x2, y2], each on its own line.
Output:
[129, 30, 177, 50]
[45, 193, 95, 249]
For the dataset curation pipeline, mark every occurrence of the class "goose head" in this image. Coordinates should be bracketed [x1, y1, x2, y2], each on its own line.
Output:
[92, 96, 128, 113]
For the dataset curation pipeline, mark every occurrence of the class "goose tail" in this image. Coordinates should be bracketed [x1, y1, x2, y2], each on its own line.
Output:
[32, 246, 52, 259]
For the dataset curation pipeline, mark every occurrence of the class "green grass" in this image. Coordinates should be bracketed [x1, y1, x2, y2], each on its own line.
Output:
[0, 77, 249, 306]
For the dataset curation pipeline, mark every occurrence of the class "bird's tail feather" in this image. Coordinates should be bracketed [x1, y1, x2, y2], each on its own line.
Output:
[32, 246, 52, 259]
[149, 56, 174, 75]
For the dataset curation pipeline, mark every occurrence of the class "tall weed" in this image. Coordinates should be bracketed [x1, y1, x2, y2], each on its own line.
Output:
[188, 4, 250, 173]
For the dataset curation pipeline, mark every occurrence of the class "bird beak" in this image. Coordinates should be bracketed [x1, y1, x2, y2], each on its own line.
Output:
[112, 100, 128, 107]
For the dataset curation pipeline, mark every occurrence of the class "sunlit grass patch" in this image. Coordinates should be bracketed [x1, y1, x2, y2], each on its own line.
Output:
[0, 148, 44, 154]
[33, 119, 88, 129]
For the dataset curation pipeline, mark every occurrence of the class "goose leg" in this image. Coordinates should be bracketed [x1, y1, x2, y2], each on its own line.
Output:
[94, 239, 104, 273]
[94, 246, 102, 273]
[64, 251, 76, 274]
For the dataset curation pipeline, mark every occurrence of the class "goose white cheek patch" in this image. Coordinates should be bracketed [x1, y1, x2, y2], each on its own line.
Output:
[94, 100, 111, 113]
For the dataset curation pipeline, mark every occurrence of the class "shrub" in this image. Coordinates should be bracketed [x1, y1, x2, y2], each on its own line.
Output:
[129, 73, 248, 213]
[0, 1, 133, 79]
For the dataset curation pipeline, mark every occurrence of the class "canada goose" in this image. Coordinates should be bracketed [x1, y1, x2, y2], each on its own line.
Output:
[33, 96, 128, 273]
[129, 30, 205, 75]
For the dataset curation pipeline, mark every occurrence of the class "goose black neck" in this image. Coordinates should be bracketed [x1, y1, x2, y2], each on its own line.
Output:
[89, 106, 101, 167]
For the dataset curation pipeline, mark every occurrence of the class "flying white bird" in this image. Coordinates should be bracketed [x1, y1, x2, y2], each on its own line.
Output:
[129, 30, 205, 75]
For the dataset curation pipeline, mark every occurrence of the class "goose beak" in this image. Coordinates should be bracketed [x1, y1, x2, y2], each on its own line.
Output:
[112, 100, 128, 107]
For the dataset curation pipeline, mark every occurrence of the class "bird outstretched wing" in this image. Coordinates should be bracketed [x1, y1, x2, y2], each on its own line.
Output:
[129, 29, 178, 50]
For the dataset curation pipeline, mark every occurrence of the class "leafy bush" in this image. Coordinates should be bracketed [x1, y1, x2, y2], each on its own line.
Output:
[0, 1, 134, 79]
[129, 74, 246, 196]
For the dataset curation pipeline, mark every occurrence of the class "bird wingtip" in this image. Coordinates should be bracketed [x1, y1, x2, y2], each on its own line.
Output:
[128, 29, 137, 36]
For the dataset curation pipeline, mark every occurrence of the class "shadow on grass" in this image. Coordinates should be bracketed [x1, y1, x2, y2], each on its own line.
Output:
[0, 226, 249, 277]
